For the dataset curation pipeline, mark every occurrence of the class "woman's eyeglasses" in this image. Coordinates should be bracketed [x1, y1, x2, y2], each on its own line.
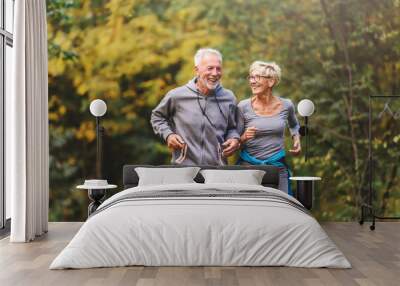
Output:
[247, 75, 274, 82]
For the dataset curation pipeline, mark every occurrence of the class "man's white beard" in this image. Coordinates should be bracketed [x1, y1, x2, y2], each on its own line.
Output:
[206, 80, 219, 90]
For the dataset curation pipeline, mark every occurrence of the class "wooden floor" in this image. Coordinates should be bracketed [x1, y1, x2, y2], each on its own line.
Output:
[0, 222, 399, 286]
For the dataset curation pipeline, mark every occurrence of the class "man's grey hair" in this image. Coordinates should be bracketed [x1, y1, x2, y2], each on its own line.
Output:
[194, 48, 223, 66]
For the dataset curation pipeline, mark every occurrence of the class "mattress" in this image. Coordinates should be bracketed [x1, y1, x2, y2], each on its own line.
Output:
[50, 183, 351, 269]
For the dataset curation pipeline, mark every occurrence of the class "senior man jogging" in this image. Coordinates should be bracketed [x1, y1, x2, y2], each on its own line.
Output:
[151, 48, 240, 165]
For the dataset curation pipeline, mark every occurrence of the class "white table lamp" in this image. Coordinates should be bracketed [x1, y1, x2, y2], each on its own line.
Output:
[90, 99, 107, 178]
[297, 99, 315, 161]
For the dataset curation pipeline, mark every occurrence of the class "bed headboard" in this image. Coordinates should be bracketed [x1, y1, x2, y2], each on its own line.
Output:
[123, 165, 280, 189]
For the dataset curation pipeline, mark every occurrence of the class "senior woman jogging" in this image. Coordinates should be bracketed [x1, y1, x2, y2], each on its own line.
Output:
[237, 61, 301, 195]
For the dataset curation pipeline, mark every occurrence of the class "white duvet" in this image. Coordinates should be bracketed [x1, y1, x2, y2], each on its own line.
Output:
[50, 183, 351, 269]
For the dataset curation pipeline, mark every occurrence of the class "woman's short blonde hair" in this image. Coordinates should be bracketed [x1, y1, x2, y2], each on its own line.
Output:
[249, 61, 282, 86]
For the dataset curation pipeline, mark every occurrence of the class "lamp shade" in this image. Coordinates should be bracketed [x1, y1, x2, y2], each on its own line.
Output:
[90, 99, 107, 117]
[297, 99, 315, 117]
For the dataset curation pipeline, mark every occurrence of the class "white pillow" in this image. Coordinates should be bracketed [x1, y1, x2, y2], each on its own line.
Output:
[135, 167, 200, 186]
[200, 169, 266, 185]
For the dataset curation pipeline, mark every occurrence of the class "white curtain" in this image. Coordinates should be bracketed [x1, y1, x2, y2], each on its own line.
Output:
[8, 0, 49, 242]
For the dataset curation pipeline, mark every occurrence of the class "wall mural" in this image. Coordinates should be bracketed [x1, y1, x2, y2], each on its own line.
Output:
[47, 0, 400, 221]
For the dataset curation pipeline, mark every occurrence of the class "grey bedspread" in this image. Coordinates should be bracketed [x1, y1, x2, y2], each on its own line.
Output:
[50, 183, 351, 269]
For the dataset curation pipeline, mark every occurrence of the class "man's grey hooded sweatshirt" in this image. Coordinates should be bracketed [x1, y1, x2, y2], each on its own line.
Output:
[151, 78, 240, 165]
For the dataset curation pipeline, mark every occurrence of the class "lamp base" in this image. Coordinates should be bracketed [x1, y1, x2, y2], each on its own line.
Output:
[290, 177, 321, 210]
[299, 126, 309, 137]
[294, 180, 314, 210]
[88, 189, 106, 216]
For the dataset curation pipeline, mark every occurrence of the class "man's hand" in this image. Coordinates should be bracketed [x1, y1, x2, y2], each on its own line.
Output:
[240, 126, 257, 143]
[288, 135, 301, 155]
[221, 138, 240, 157]
[167, 134, 185, 150]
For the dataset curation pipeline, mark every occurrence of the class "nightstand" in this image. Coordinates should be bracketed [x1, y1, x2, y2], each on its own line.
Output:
[77, 180, 117, 217]
[289, 177, 321, 210]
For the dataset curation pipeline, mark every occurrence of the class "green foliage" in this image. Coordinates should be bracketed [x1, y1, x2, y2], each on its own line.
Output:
[48, 0, 400, 221]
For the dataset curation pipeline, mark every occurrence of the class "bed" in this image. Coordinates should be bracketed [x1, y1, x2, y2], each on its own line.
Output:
[50, 165, 351, 269]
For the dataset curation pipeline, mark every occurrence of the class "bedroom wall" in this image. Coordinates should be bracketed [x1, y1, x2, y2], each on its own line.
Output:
[47, 0, 400, 221]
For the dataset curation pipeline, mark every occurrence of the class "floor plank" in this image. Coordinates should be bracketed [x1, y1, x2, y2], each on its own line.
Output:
[0, 222, 399, 286]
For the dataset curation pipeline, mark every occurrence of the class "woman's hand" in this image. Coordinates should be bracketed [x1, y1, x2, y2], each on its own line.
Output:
[240, 126, 257, 144]
[289, 135, 301, 155]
